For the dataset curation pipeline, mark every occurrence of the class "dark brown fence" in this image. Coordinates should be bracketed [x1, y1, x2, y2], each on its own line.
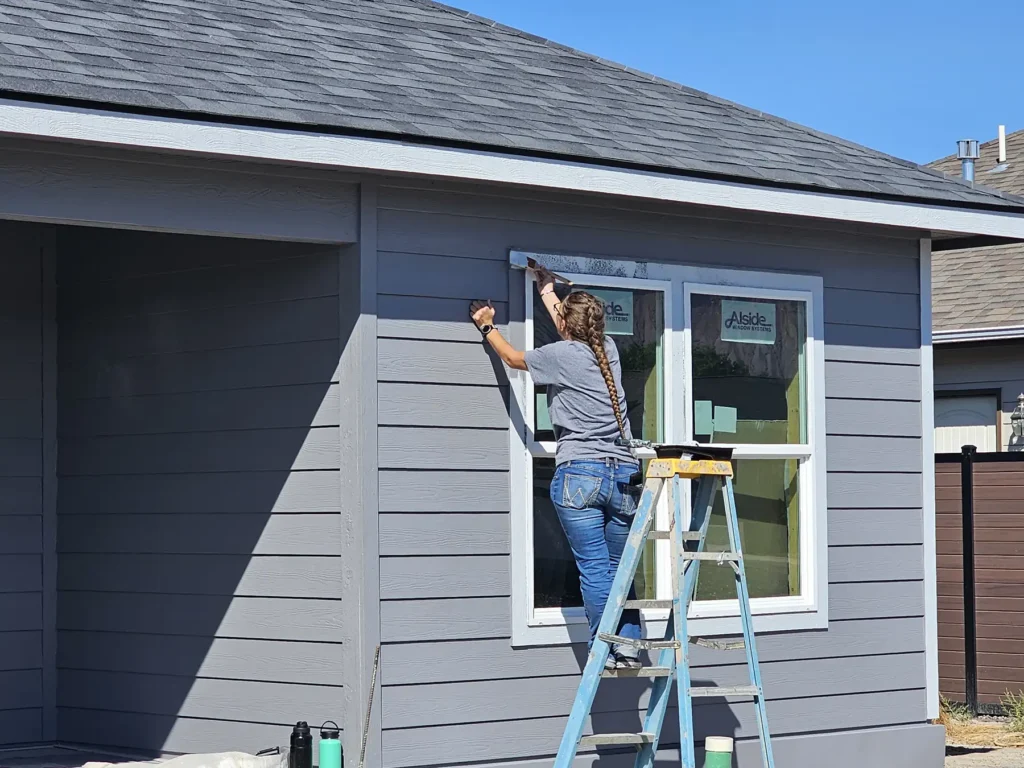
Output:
[937, 446, 1024, 714]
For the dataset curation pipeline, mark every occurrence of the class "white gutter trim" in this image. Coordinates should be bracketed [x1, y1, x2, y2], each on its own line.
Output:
[933, 324, 1024, 343]
[3, 97, 1024, 238]
[920, 238, 939, 721]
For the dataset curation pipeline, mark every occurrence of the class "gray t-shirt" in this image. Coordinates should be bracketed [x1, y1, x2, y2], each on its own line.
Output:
[525, 338, 636, 466]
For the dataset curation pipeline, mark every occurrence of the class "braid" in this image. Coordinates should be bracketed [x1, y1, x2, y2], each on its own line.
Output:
[562, 292, 628, 441]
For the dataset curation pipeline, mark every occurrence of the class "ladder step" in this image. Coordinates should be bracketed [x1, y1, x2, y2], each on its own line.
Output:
[598, 632, 680, 650]
[579, 733, 656, 748]
[682, 551, 741, 561]
[691, 637, 746, 651]
[624, 599, 672, 609]
[689, 685, 760, 698]
[648, 531, 702, 541]
[602, 666, 672, 678]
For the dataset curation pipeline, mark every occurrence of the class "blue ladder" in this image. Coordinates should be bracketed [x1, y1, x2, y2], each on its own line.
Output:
[553, 443, 776, 768]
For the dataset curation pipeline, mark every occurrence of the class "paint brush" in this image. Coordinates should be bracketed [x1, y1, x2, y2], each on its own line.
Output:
[509, 253, 574, 285]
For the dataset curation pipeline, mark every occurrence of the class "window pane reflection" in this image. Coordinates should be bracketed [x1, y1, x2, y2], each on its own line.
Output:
[693, 458, 800, 601]
[690, 294, 807, 445]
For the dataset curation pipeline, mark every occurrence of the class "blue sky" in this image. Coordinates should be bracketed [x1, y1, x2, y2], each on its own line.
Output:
[448, 0, 1024, 165]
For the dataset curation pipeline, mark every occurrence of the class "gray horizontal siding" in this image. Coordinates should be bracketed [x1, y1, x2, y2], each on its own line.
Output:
[59, 514, 341, 555]
[58, 592, 341, 642]
[58, 709, 330, 759]
[60, 427, 340, 475]
[379, 427, 508, 470]
[60, 384, 341, 437]
[0, 222, 43, 746]
[380, 582, 924, 643]
[379, 514, 509, 556]
[0, 709, 42, 745]
[0, 477, 42, 515]
[374, 184, 925, 767]
[378, 383, 508, 429]
[382, 653, 922, 729]
[375, 547, 920, 602]
[381, 616, 925, 685]
[58, 471, 340, 515]
[380, 689, 926, 768]
[0, 631, 43, 672]
[58, 554, 341, 598]
[379, 470, 510, 512]
[56, 231, 345, 755]
[0, 555, 42, 592]
[57, 633, 343, 686]
[378, 294, 509, 343]
[58, 670, 338, 725]
[0, 515, 42, 553]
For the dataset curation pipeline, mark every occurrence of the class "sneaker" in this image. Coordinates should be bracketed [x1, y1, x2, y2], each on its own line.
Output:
[614, 651, 643, 670]
[604, 654, 618, 671]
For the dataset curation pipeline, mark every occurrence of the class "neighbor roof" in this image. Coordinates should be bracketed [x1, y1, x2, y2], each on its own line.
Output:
[928, 129, 1024, 333]
[2, 0, 1024, 214]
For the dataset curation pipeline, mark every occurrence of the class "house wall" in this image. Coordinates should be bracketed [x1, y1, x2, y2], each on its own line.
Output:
[0, 220, 46, 744]
[372, 182, 940, 767]
[53, 227, 348, 754]
[934, 342, 1024, 451]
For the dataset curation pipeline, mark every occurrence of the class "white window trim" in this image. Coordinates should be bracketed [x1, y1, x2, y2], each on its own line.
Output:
[510, 251, 828, 647]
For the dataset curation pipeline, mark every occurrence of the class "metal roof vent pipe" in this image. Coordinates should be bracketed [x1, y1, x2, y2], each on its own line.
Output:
[957, 139, 980, 182]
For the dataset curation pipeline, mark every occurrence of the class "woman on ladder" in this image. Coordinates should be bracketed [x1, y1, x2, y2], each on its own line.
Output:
[469, 266, 643, 669]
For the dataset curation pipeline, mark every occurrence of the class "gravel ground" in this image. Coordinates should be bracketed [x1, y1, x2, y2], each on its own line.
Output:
[947, 747, 1024, 767]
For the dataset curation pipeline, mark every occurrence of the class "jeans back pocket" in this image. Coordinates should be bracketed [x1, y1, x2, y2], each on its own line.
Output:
[561, 472, 603, 510]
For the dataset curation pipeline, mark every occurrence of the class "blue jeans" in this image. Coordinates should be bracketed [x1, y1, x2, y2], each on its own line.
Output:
[550, 459, 643, 655]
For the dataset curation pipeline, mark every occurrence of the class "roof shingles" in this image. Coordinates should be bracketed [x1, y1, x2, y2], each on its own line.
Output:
[928, 128, 1024, 331]
[0, 0, 1022, 212]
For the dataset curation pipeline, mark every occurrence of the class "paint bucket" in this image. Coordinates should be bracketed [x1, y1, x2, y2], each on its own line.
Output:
[703, 736, 733, 768]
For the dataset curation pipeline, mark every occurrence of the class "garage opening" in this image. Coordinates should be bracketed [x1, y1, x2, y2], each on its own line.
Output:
[1, 219, 346, 755]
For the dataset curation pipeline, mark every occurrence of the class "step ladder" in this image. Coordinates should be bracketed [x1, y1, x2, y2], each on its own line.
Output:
[553, 442, 775, 768]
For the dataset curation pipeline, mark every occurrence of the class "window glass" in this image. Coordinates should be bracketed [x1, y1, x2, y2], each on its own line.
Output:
[690, 294, 807, 445]
[531, 286, 664, 609]
[694, 458, 801, 600]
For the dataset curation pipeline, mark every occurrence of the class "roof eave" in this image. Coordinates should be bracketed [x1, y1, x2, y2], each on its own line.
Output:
[934, 325, 1024, 344]
[4, 96, 1024, 240]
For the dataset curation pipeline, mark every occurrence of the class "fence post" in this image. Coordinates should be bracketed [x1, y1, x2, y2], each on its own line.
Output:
[960, 444, 978, 714]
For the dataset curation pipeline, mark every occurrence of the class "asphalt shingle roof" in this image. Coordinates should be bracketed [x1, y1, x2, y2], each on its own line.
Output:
[928, 129, 1024, 331]
[1, 0, 1023, 212]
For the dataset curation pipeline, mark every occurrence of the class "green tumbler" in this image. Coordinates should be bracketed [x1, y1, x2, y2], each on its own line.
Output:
[703, 736, 733, 768]
[319, 721, 342, 768]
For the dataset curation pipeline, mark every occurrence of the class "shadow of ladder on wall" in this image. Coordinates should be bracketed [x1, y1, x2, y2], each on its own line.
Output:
[553, 442, 776, 768]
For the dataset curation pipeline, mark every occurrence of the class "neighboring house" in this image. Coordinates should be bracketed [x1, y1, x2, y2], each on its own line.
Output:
[2, 3, 1024, 767]
[928, 129, 1024, 452]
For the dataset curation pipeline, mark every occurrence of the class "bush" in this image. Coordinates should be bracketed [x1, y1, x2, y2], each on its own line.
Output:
[1002, 690, 1024, 733]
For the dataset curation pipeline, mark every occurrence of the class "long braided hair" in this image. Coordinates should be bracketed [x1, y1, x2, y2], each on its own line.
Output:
[559, 291, 628, 441]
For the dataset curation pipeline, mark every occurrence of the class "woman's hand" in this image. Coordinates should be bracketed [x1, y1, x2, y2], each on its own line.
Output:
[533, 265, 557, 295]
[469, 299, 496, 328]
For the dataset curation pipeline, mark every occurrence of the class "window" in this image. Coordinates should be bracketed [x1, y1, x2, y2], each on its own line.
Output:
[510, 255, 827, 646]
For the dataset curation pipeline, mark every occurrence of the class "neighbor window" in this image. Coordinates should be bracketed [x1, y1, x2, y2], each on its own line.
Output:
[510, 256, 826, 646]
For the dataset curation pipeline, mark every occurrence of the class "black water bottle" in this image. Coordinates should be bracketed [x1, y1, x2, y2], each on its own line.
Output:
[289, 722, 313, 768]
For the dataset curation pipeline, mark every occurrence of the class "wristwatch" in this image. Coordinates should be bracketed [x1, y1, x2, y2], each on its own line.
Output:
[477, 324, 494, 337]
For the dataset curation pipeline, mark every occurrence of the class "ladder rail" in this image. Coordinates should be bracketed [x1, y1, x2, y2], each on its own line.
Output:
[722, 477, 776, 768]
[552, 477, 662, 765]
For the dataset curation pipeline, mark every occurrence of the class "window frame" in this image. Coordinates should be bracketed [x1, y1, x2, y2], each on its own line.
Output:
[509, 253, 828, 648]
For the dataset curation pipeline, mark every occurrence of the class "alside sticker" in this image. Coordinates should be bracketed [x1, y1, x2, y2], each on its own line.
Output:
[721, 300, 776, 344]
